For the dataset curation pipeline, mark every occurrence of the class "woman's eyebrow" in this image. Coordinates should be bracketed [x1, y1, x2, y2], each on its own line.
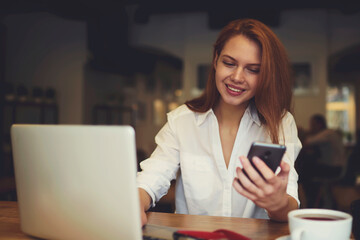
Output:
[221, 55, 261, 66]
[221, 55, 236, 61]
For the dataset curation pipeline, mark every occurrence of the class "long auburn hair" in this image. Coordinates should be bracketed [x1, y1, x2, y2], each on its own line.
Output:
[185, 19, 293, 144]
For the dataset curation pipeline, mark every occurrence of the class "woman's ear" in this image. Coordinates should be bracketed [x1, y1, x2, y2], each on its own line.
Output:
[213, 53, 219, 70]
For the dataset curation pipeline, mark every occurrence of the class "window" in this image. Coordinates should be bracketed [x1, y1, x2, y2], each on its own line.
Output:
[326, 85, 356, 144]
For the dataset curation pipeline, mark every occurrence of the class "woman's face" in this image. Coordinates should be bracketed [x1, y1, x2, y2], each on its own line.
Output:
[214, 34, 261, 109]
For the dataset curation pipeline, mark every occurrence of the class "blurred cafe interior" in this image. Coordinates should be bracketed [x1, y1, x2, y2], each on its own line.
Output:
[1, 0, 360, 214]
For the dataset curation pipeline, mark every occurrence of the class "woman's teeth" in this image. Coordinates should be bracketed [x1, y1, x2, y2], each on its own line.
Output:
[227, 85, 243, 92]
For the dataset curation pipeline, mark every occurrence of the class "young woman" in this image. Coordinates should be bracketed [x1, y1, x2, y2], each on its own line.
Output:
[137, 18, 302, 225]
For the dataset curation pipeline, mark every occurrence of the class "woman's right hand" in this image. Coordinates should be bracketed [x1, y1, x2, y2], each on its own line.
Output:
[138, 188, 152, 226]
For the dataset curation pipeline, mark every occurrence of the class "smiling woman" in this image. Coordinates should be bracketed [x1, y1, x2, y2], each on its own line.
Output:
[137, 18, 301, 225]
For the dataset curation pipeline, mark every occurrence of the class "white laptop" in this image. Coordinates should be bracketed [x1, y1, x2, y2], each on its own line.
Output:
[11, 124, 175, 240]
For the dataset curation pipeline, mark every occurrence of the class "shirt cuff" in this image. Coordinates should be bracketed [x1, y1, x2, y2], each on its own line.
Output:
[286, 187, 300, 207]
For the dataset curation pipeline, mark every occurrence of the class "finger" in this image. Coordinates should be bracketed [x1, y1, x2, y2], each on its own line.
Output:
[280, 161, 290, 174]
[233, 178, 258, 201]
[277, 161, 290, 180]
[240, 156, 266, 187]
[252, 157, 277, 184]
[236, 167, 264, 197]
[236, 166, 252, 183]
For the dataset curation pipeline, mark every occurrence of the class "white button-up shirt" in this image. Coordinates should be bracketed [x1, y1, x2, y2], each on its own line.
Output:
[137, 103, 302, 219]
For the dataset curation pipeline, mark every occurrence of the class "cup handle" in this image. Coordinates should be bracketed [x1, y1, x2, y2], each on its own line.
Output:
[290, 228, 304, 240]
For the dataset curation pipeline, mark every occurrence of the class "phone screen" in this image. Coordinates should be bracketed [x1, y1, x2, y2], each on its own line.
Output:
[247, 142, 286, 174]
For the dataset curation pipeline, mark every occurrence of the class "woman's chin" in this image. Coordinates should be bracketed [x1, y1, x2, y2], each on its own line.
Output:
[220, 98, 250, 109]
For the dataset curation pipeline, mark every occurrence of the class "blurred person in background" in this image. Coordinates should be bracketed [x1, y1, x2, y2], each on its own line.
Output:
[297, 114, 345, 207]
[306, 114, 345, 175]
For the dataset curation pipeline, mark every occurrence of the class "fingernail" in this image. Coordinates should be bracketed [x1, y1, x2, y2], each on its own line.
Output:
[253, 156, 260, 164]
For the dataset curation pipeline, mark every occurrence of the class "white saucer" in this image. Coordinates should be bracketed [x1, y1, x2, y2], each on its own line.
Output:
[275, 235, 291, 240]
[275, 235, 351, 240]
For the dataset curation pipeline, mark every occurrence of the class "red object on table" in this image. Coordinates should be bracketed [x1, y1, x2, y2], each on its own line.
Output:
[174, 229, 251, 239]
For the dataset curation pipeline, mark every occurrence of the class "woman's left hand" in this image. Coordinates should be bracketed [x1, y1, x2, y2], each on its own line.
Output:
[232, 156, 290, 214]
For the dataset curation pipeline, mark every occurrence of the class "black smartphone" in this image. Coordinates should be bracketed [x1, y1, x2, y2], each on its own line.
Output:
[247, 142, 286, 173]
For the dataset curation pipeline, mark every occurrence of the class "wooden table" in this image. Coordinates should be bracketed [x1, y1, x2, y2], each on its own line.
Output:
[0, 201, 290, 240]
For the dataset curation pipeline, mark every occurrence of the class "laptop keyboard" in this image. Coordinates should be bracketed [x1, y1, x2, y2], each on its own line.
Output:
[142, 224, 177, 240]
[143, 236, 167, 240]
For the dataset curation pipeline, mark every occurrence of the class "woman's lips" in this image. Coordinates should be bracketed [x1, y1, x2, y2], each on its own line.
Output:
[226, 84, 245, 96]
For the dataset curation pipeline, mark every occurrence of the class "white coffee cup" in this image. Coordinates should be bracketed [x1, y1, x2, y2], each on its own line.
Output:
[288, 208, 352, 240]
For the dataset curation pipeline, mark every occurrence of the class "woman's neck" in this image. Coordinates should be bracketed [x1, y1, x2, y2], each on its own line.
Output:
[214, 100, 248, 127]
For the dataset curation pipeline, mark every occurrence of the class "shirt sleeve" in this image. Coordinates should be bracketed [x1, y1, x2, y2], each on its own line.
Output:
[306, 130, 331, 145]
[279, 112, 302, 207]
[136, 114, 180, 207]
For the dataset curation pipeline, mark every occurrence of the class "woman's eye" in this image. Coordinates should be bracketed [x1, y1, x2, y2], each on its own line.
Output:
[248, 68, 260, 73]
[222, 61, 235, 67]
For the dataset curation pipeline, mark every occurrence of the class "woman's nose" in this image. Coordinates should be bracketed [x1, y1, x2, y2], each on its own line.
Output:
[231, 68, 245, 82]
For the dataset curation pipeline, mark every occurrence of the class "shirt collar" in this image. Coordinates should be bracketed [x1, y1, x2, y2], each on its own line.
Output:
[196, 108, 214, 126]
[195, 101, 261, 127]
[247, 101, 261, 127]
